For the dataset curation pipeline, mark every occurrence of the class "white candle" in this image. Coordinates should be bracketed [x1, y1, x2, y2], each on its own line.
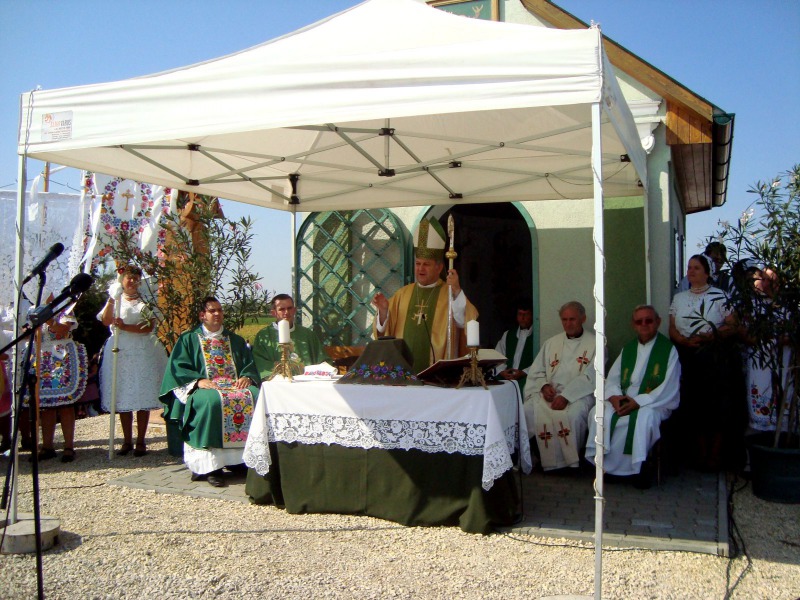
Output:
[278, 319, 291, 344]
[466, 320, 480, 347]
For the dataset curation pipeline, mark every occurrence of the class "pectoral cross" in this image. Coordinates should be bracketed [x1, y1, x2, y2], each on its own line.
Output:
[120, 189, 134, 211]
[413, 300, 427, 325]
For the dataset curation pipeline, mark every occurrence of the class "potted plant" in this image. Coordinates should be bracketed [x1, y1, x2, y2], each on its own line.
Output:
[713, 164, 799, 502]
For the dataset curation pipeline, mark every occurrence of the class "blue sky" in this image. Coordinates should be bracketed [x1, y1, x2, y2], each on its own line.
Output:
[1, 0, 798, 294]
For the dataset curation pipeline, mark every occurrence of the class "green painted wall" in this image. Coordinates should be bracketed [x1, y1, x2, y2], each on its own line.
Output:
[603, 196, 647, 361]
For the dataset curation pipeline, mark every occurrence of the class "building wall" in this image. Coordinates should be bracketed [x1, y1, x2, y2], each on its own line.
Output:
[296, 0, 684, 363]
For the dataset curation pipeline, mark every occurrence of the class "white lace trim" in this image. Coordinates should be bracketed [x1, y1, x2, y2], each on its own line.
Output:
[243, 414, 520, 491]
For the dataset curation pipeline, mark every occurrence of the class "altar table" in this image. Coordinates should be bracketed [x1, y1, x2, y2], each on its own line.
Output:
[243, 379, 531, 533]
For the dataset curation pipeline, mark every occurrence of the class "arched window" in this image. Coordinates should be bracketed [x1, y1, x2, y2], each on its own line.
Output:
[296, 209, 409, 346]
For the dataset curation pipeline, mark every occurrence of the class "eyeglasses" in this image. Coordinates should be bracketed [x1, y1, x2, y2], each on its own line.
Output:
[633, 318, 655, 325]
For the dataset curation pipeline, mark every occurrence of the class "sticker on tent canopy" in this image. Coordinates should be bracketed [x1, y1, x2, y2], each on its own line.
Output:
[42, 111, 73, 142]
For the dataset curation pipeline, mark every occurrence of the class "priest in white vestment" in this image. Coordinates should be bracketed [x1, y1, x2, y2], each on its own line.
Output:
[524, 301, 595, 471]
[586, 305, 680, 480]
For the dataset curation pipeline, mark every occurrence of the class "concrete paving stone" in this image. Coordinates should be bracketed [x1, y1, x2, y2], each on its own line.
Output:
[631, 519, 674, 530]
[670, 530, 700, 541]
[186, 489, 230, 499]
[106, 454, 726, 556]
[165, 480, 205, 490]
[692, 528, 717, 540]
[109, 481, 153, 490]
[539, 519, 568, 527]
[152, 485, 190, 495]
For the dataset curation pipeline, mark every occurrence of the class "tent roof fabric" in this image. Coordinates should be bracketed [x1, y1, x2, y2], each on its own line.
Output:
[17, 0, 646, 212]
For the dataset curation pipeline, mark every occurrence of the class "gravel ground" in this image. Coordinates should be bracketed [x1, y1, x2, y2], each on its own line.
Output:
[1, 416, 799, 600]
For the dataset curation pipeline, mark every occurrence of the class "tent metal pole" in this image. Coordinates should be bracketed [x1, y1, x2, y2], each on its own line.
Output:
[10, 155, 28, 525]
[643, 180, 652, 304]
[291, 211, 297, 296]
[591, 101, 606, 600]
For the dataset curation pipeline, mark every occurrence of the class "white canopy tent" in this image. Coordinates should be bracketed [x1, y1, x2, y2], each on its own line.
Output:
[15, 0, 648, 596]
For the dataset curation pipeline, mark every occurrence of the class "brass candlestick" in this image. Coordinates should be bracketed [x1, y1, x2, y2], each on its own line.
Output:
[268, 342, 294, 381]
[456, 346, 487, 389]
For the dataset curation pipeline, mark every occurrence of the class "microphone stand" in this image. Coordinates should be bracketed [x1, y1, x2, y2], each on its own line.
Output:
[0, 272, 55, 600]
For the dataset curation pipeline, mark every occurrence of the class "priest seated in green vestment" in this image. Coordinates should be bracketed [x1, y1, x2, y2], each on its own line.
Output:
[160, 297, 261, 488]
[371, 217, 478, 374]
[585, 305, 680, 488]
[252, 294, 326, 380]
[494, 299, 535, 390]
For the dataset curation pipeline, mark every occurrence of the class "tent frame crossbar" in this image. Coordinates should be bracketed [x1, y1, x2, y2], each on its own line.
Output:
[111, 120, 631, 207]
[111, 134, 633, 209]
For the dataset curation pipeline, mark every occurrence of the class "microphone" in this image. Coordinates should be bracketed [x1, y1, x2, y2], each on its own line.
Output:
[27, 273, 94, 327]
[21, 243, 65, 285]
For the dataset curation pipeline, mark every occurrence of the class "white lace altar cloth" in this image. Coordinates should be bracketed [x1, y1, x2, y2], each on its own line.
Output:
[243, 380, 532, 491]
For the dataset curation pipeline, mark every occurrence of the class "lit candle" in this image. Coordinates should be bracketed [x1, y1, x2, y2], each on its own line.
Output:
[466, 320, 479, 347]
[278, 319, 291, 344]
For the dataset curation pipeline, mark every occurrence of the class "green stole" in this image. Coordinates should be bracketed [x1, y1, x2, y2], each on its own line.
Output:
[402, 282, 441, 372]
[610, 333, 672, 454]
[504, 328, 534, 389]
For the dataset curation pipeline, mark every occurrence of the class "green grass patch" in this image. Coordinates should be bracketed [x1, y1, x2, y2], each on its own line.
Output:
[237, 316, 273, 342]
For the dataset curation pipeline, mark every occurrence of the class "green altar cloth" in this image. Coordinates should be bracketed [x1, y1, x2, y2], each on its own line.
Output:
[245, 443, 520, 535]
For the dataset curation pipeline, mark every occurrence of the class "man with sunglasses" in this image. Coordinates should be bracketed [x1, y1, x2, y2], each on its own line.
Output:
[585, 305, 680, 487]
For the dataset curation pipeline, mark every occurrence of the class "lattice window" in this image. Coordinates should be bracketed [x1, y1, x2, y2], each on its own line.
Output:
[296, 210, 409, 346]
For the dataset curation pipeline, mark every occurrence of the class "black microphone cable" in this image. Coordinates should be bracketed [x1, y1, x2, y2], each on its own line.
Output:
[421, 313, 436, 364]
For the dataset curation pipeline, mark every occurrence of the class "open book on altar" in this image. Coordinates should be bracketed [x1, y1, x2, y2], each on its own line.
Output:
[416, 349, 506, 387]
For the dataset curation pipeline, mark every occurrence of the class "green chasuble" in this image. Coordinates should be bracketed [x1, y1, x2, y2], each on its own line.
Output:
[610, 333, 673, 454]
[503, 328, 534, 390]
[374, 281, 478, 373]
[160, 325, 261, 449]
[252, 323, 326, 380]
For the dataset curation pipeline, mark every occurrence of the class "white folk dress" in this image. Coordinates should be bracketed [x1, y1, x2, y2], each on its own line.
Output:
[98, 296, 168, 413]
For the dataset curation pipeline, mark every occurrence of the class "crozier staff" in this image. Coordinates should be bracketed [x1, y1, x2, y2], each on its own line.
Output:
[371, 217, 478, 373]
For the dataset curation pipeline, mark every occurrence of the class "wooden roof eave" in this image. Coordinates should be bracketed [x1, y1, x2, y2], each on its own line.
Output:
[521, 0, 736, 211]
[520, 0, 715, 121]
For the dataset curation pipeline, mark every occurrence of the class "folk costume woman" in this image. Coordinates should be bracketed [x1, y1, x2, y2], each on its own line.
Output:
[669, 254, 746, 471]
[0, 349, 12, 454]
[98, 265, 168, 456]
[24, 302, 88, 462]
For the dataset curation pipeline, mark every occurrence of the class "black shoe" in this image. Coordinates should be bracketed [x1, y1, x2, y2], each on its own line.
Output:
[29, 448, 57, 463]
[206, 469, 226, 488]
[116, 443, 133, 456]
[61, 448, 75, 463]
[190, 472, 207, 482]
[225, 463, 248, 475]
